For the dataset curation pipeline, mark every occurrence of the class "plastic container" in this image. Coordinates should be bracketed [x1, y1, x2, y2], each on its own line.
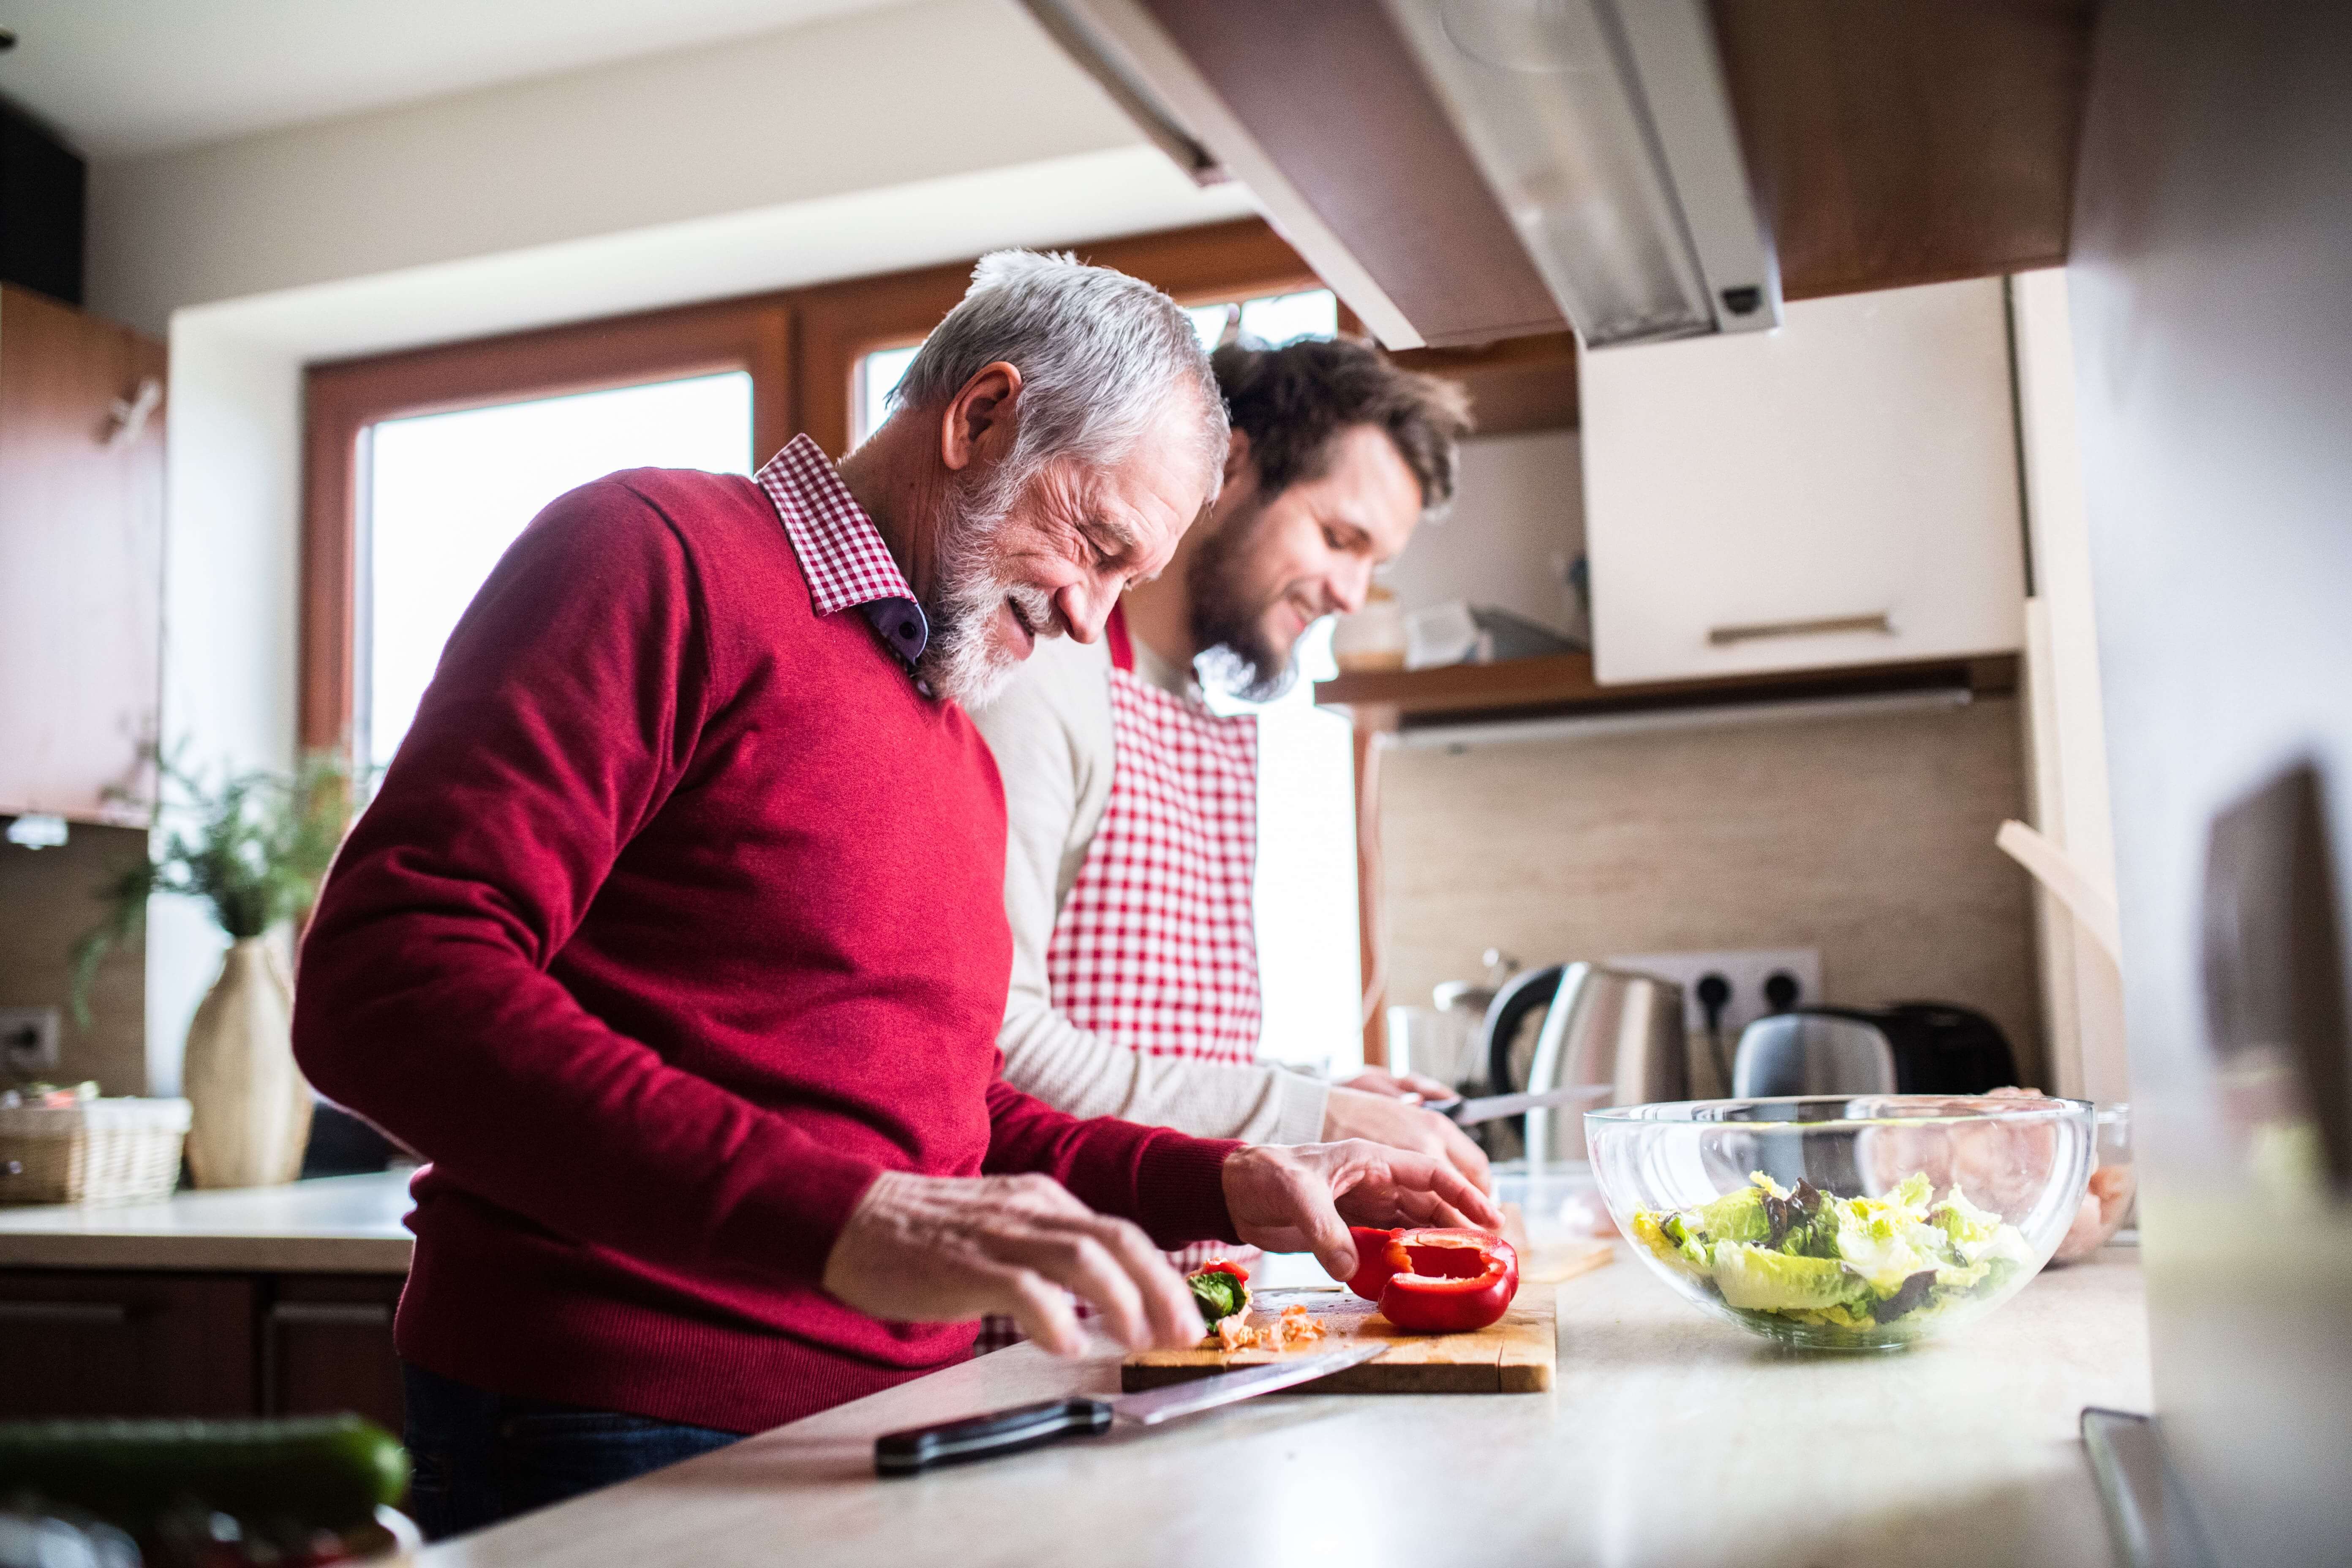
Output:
[1330, 586, 1406, 672]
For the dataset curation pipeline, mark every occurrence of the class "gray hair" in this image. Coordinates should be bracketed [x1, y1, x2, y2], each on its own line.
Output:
[888, 250, 1228, 505]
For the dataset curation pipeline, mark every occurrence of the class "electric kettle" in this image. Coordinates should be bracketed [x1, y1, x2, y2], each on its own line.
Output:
[1480, 962, 1687, 1165]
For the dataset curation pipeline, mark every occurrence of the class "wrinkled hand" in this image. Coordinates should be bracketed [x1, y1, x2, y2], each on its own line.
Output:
[821, 1171, 1200, 1357]
[1221, 1141, 1505, 1283]
[1340, 1067, 1455, 1104]
[1321, 1086, 1494, 1195]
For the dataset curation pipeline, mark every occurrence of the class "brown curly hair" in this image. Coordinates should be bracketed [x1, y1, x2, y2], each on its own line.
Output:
[1211, 337, 1475, 515]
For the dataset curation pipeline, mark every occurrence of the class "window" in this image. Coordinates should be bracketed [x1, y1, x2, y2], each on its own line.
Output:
[307, 222, 1380, 1069]
[855, 345, 920, 449]
[359, 372, 753, 768]
[849, 287, 1339, 446]
[1210, 619, 1363, 1077]
[1181, 288, 1358, 1075]
[1186, 287, 1340, 351]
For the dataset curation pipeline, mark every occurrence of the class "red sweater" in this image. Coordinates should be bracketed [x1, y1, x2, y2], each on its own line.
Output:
[293, 467, 1241, 1434]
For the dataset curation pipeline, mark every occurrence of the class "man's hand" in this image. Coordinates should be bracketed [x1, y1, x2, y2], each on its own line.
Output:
[821, 1170, 1201, 1357]
[1320, 1086, 1494, 1195]
[1221, 1141, 1505, 1284]
[1339, 1067, 1454, 1104]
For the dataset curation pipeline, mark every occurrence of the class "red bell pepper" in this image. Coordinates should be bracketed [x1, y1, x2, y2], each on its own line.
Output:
[1347, 1228, 1519, 1333]
[1345, 1227, 1405, 1301]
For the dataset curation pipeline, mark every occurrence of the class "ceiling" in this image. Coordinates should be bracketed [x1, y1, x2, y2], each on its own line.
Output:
[0, 0, 911, 159]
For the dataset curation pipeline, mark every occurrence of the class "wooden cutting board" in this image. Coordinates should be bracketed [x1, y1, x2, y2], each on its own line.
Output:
[1121, 1242, 1610, 1395]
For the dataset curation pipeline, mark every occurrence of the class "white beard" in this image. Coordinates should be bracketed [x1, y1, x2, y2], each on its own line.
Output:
[917, 482, 1056, 708]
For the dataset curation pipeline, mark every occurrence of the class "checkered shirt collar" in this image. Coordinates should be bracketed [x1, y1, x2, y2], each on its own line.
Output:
[754, 435, 929, 666]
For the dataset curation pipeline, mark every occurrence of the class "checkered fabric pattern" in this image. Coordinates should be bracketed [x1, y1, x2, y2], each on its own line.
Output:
[1045, 664, 1262, 1066]
[1047, 610, 1262, 1274]
[753, 435, 928, 666]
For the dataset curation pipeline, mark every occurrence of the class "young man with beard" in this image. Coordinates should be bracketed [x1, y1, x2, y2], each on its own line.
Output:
[974, 337, 1486, 1222]
[293, 257, 1496, 1538]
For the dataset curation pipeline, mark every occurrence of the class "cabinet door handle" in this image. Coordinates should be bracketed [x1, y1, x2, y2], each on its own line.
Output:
[0, 1301, 131, 1326]
[260, 1299, 397, 1414]
[1708, 611, 1895, 647]
[266, 1301, 395, 1328]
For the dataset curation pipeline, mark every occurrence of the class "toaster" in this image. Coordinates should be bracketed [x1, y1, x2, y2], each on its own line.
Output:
[1731, 1002, 2021, 1098]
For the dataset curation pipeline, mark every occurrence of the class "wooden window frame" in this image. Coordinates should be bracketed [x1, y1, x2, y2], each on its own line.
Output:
[792, 217, 1322, 458]
[301, 295, 795, 752]
[299, 218, 1320, 750]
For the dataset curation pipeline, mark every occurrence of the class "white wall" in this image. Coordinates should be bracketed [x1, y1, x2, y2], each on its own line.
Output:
[100, 0, 1254, 1083]
[89, 0, 1152, 335]
[2010, 268, 2125, 1103]
[1381, 430, 1584, 640]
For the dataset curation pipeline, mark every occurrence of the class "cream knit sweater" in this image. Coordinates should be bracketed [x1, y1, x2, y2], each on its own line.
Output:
[970, 629, 1330, 1144]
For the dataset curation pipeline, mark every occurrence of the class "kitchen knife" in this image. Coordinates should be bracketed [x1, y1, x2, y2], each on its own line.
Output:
[874, 1338, 1386, 1476]
[1426, 1084, 1611, 1126]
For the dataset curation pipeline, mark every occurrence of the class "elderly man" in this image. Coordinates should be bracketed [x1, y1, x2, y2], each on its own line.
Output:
[294, 253, 1495, 1539]
[975, 336, 1482, 1195]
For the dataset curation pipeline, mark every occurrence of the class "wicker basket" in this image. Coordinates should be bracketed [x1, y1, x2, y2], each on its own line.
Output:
[0, 1097, 191, 1206]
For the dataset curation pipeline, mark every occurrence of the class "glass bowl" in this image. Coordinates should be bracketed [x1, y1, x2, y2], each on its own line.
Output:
[2050, 1102, 2134, 1264]
[1586, 1095, 2096, 1350]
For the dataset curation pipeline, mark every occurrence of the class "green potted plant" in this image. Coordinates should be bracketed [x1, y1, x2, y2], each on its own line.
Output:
[74, 747, 364, 1188]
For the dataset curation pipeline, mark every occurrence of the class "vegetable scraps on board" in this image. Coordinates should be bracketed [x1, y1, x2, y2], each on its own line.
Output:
[1345, 1228, 1520, 1333]
[1629, 1171, 2034, 1338]
[1184, 1260, 1328, 1352]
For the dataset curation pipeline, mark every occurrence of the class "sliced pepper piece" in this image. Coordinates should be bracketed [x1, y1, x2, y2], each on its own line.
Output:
[1374, 1230, 1520, 1334]
[1345, 1226, 1405, 1302]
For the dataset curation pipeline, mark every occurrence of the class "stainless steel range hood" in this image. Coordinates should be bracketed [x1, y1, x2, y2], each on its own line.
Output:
[1024, 0, 1779, 351]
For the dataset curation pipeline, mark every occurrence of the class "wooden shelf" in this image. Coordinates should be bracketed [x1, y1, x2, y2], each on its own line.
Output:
[1386, 332, 1578, 435]
[1315, 650, 2019, 730]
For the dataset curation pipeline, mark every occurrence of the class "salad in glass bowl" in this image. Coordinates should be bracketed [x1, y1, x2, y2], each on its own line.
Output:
[1586, 1096, 2095, 1350]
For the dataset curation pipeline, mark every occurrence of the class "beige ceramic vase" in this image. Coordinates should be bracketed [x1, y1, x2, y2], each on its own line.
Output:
[181, 936, 312, 1188]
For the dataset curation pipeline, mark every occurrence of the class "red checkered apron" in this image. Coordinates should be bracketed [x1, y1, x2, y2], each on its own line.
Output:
[974, 607, 1263, 1355]
[1048, 604, 1263, 1271]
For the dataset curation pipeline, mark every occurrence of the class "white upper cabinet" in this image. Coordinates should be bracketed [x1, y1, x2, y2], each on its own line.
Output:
[1580, 277, 2025, 686]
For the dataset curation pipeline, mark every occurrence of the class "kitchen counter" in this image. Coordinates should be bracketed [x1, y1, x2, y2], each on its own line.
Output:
[410, 1244, 2149, 1568]
[0, 1170, 413, 1272]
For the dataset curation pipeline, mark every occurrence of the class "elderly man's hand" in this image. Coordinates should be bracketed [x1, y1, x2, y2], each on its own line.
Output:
[822, 1171, 1201, 1358]
[1221, 1141, 1505, 1283]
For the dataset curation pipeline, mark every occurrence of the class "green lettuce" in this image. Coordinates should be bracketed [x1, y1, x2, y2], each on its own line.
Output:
[1631, 1170, 2036, 1339]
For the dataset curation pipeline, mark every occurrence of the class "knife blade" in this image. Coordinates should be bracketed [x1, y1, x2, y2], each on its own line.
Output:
[1427, 1084, 1612, 1126]
[874, 1338, 1386, 1476]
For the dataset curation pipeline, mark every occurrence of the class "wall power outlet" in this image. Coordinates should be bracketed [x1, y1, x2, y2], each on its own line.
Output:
[1607, 949, 1824, 1041]
[0, 1006, 62, 1079]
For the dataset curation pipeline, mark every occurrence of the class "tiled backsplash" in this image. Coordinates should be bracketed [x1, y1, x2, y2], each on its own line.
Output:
[0, 822, 148, 1094]
[1379, 695, 2043, 1088]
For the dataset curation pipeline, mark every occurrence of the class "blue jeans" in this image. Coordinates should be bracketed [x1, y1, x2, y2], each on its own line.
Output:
[401, 1362, 741, 1540]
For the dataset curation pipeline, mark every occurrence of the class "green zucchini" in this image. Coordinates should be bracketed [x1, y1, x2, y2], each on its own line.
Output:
[0, 1414, 408, 1535]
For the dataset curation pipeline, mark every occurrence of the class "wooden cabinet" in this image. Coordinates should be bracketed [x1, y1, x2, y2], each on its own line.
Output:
[0, 284, 166, 823]
[0, 1272, 254, 1419]
[261, 1274, 405, 1432]
[0, 1269, 403, 1433]
[1580, 276, 2026, 686]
